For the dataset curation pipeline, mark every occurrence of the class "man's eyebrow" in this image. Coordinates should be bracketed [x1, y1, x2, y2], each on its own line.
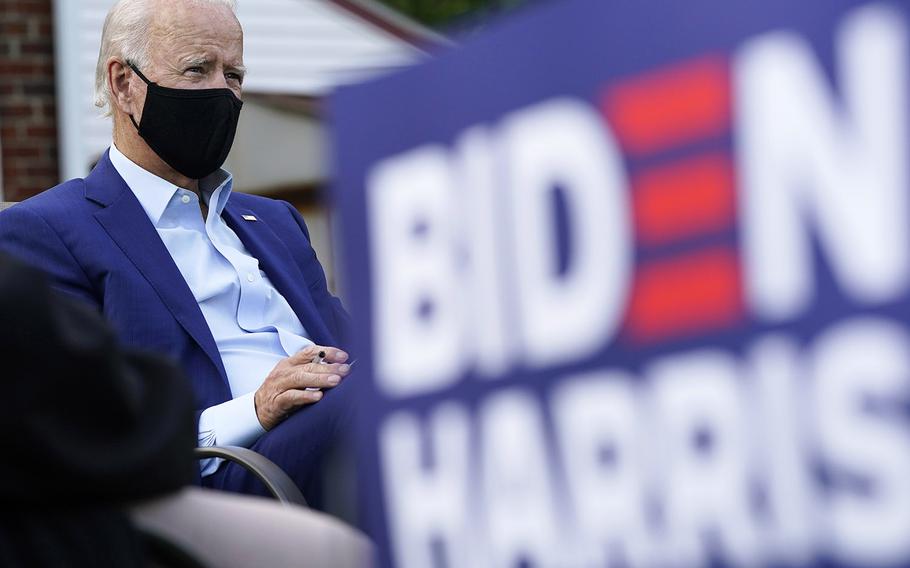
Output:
[183, 56, 211, 67]
[181, 57, 245, 77]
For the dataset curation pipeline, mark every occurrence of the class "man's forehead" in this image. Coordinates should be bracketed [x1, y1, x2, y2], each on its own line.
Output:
[147, 0, 238, 19]
[149, 0, 243, 61]
[147, 0, 243, 50]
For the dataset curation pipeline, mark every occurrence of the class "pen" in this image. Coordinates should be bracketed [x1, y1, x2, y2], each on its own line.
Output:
[306, 351, 327, 391]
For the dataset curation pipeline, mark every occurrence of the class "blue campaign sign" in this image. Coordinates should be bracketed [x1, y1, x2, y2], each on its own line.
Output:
[330, 0, 910, 566]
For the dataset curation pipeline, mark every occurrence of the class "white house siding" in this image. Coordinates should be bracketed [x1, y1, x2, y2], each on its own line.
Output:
[238, 0, 422, 95]
[223, 99, 326, 192]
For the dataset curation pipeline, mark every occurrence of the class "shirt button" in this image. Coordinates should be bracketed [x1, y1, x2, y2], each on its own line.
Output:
[181, 194, 191, 204]
[247, 272, 255, 282]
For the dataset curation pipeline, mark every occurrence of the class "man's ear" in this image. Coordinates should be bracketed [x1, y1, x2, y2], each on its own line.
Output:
[108, 58, 135, 116]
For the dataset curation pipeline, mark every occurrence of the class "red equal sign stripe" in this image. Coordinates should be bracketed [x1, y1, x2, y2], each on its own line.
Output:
[602, 55, 731, 155]
[633, 153, 736, 246]
[625, 247, 743, 344]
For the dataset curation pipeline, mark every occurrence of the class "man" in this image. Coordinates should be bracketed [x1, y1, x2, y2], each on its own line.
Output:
[0, 0, 355, 506]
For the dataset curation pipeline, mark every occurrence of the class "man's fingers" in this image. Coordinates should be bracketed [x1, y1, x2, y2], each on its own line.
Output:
[292, 367, 345, 389]
[304, 361, 350, 376]
[276, 388, 322, 412]
[269, 364, 344, 393]
[323, 347, 349, 364]
[288, 345, 349, 365]
[287, 345, 322, 365]
[268, 347, 352, 392]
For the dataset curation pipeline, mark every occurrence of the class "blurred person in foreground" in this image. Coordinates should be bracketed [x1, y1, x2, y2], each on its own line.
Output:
[0, 252, 372, 568]
[0, 0, 356, 507]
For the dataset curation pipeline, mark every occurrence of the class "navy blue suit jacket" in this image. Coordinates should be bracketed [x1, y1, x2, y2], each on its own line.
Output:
[0, 151, 351, 415]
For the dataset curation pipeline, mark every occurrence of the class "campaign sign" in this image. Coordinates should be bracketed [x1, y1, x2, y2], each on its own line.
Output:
[331, 0, 910, 566]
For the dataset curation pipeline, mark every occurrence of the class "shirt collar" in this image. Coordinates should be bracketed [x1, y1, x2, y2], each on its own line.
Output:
[109, 143, 234, 225]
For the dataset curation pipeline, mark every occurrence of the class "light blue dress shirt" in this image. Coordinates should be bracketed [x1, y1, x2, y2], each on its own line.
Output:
[109, 144, 314, 476]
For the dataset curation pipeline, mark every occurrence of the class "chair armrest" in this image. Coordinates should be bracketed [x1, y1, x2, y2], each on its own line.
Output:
[194, 446, 307, 507]
[137, 526, 208, 568]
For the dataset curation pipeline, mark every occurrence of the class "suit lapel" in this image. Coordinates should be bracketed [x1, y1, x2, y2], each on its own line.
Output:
[86, 153, 230, 389]
[223, 203, 335, 347]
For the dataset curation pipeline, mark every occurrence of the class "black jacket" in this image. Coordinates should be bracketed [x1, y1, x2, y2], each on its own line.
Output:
[0, 252, 196, 567]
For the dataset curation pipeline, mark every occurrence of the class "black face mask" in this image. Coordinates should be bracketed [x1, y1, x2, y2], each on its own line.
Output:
[128, 62, 243, 180]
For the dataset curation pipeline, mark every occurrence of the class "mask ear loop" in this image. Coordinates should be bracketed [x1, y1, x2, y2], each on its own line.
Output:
[126, 60, 154, 85]
[125, 60, 152, 130]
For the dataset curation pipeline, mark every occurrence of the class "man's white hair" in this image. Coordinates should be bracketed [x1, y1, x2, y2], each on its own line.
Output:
[94, 0, 238, 115]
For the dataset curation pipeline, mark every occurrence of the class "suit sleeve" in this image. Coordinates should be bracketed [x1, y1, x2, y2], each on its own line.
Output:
[281, 201, 354, 350]
[0, 204, 99, 309]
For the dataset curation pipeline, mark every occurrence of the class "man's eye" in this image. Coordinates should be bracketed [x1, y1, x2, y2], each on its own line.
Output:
[226, 73, 243, 83]
[186, 67, 205, 75]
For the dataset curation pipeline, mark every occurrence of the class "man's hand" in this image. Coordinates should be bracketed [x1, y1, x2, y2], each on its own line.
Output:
[254, 345, 351, 431]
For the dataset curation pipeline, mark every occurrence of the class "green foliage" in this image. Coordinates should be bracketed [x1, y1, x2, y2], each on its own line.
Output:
[378, 0, 529, 30]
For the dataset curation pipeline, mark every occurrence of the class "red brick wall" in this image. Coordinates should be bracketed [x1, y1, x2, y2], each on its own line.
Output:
[0, 0, 58, 201]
